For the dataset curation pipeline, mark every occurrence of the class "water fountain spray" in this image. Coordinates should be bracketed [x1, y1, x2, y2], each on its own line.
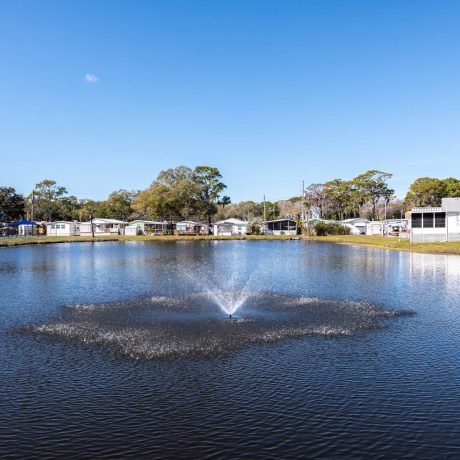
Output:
[178, 258, 260, 318]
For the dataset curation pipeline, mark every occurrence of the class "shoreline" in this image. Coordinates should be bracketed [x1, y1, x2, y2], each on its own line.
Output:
[0, 234, 296, 248]
[311, 235, 460, 255]
[1, 234, 460, 255]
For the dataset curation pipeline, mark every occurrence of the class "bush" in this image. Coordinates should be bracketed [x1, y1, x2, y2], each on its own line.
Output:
[246, 218, 263, 235]
[313, 222, 350, 236]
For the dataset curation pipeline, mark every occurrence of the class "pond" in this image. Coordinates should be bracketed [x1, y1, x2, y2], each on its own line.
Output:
[0, 241, 459, 458]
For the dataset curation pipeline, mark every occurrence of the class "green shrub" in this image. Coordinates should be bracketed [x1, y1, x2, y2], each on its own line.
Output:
[313, 221, 350, 236]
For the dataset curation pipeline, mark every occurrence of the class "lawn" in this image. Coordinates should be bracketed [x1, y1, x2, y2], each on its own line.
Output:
[312, 234, 460, 255]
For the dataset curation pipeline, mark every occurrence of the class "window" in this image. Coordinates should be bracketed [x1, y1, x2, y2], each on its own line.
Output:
[412, 213, 422, 228]
[279, 220, 296, 231]
[423, 213, 434, 228]
[435, 213, 446, 228]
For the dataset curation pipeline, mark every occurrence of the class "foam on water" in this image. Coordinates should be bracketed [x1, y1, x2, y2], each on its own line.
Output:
[27, 293, 411, 360]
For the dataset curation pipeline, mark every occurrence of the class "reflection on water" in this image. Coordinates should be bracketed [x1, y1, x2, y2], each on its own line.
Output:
[1, 241, 459, 458]
[409, 251, 460, 277]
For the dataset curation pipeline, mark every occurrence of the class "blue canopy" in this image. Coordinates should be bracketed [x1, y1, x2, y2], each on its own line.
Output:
[11, 220, 36, 226]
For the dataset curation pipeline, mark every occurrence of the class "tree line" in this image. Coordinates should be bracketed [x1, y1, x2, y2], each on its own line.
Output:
[304, 171, 460, 221]
[304, 170, 395, 221]
[1, 167, 460, 223]
[0, 166, 230, 223]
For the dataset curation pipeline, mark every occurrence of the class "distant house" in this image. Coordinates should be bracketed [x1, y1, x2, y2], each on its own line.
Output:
[125, 220, 169, 236]
[175, 221, 208, 236]
[367, 221, 383, 235]
[340, 218, 370, 235]
[213, 218, 247, 236]
[263, 218, 297, 236]
[12, 219, 37, 236]
[79, 218, 127, 236]
[410, 198, 460, 243]
[46, 221, 80, 236]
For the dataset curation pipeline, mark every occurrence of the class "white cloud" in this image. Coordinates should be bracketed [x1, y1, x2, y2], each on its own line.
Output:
[84, 73, 99, 83]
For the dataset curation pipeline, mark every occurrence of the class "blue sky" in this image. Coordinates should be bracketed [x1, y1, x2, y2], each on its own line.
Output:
[1, 0, 459, 202]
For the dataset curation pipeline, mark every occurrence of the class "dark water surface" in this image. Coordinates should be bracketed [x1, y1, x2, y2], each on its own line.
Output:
[0, 241, 459, 458]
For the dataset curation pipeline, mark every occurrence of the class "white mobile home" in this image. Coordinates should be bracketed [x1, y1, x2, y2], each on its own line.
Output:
[79, 218, 127, 236]
[263, 218, 297, 236]
[46, 221, 80, 236]
[410, 198, 460, 243]
[367, 221, 383, 235]
[213, 218, 247, 236]
[340, 218, 370, 235]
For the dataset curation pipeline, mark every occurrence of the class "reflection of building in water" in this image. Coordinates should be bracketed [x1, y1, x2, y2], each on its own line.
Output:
[410, 198, 460, 243]
[409, 252, 460, 281]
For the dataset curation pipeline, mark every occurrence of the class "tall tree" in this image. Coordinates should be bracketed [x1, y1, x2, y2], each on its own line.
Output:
[193, 166, 227, 223]
[59, 195, 80, 221]
[79, 199, 102, 222]
[324, 179, 353, 220]
[404, 177, 446, 208]
[0, 187, 25, 221]
[133, 166, 201, 221]
[353, 170, 394, 221]
[442, 177, 460, 197]
[99, 189, 138, 221]
[31, 180, 68, 221]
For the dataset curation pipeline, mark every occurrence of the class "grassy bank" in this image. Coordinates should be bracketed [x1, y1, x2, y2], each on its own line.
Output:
[311, 235, 460, 255]
[0, 234, 295, 248]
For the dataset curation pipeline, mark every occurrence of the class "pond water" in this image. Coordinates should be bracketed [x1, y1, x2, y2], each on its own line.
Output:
[0, 241, 459, 458]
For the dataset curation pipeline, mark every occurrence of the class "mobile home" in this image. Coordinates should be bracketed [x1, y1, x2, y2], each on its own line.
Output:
[46, 221, 80, 236]
[263, 218, 297, 236]
[410, 198, 460, 243]
[79, 218, 127, 236]
[340, 218, 370, 235]
[213, 218, 247, 236]
[125, 220, 169, 236]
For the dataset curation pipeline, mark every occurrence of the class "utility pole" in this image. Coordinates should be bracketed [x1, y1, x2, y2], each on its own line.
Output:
[31, 190, 35, 221]
[263, 194, 266, 222]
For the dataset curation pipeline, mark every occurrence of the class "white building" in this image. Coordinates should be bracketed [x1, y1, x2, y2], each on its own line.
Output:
[340, 218, 370, 235]
[263, 218, 297, 236]
[125, 220, 168, 236]
[79, 218, 127, 236]
[367, 221, 383, 235]
[46, 221, 80, 236]
[213, 218, 247, 236]
[410, 198, 460, 243]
